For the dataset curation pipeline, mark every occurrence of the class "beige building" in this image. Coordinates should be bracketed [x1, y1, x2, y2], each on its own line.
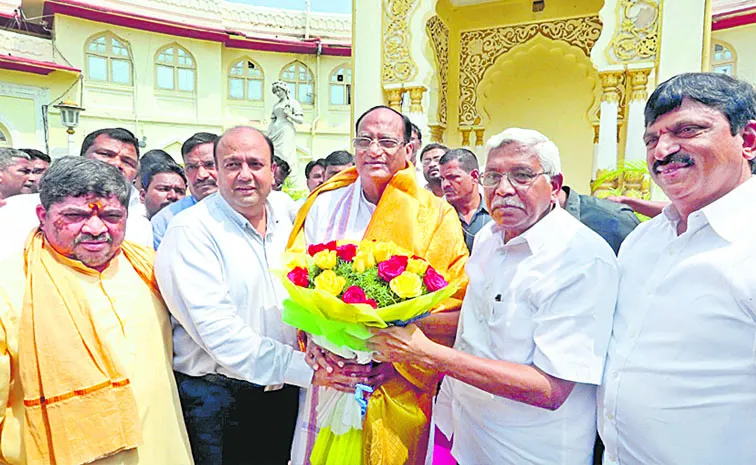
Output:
[0, 0, 352, 185]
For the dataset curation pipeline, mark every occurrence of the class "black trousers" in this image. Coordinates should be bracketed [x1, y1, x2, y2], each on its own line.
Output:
[175, 372, 299, 465]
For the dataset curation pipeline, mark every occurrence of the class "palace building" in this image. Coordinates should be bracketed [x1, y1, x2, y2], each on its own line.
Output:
[2, 0, 756, 193]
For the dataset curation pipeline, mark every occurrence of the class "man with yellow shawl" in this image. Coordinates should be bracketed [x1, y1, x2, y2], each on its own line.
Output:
[0, 157, 193, 465]
[288, 106, 469, 465]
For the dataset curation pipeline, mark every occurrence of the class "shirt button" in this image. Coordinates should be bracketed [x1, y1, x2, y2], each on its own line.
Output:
[613, 371, 619, 379]
[608, 454, 617, 462]
[607, 412, 614, 420]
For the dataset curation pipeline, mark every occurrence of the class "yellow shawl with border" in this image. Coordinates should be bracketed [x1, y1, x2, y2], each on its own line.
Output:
[288, 164, 469, 465]
[19, 230, 160, 465]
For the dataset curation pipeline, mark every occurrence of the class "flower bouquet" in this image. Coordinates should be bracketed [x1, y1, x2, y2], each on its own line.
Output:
[278, 239, 457, 465]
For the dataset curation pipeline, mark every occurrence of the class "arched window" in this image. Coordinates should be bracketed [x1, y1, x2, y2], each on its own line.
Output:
[228, 58, 264, 102]
[329, 64, 351, 105]
[280, 61, 314, 105]
[711, 40, 736, 76]
[155, 44, 196, 92]
[86, 32, 131, 85]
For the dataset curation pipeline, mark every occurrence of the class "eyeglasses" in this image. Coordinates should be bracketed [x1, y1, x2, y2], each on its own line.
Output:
[352, 137, 403, 151]
[479, 170, 545, 188]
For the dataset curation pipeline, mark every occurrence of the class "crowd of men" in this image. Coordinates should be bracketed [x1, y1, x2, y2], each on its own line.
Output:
[0, 71, 754, 465]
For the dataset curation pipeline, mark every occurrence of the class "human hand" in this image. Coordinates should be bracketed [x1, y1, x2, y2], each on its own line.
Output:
[367, 324, 437, 366]
[606, 196, 629, 204]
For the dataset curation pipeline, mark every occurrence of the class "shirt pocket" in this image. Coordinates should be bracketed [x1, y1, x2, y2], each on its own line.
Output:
[487, 301, 535, 363]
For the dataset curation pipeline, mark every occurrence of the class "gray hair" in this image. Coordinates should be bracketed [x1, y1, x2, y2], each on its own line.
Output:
[39, 157, 131, 210]
[483, 128, 562, 176]
[0, 148, 31, 171]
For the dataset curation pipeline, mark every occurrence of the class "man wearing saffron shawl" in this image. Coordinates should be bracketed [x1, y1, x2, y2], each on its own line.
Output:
[0, 157, 193, 465]
[288, 106, 469, 465]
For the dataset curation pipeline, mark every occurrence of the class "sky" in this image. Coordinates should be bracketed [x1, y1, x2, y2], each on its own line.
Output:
[226, 0, 352, 14]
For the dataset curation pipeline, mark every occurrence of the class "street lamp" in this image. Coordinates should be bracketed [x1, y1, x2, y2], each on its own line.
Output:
[53, 100, 85, 156]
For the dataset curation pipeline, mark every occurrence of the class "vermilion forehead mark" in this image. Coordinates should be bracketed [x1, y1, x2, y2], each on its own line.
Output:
[88, 201, 103, 213]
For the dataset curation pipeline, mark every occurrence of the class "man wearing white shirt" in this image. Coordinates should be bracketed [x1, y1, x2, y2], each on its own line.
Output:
[598, 73, 756, 465]
[155, 126, 366, 465]
[369, 128, 619, 465]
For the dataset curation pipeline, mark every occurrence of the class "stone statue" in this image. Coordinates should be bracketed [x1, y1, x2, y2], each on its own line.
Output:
[268, 80, 304, 185]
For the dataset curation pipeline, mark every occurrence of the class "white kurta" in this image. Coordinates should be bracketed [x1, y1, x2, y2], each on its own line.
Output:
[290, 181, 376, 465]
[599, 177, 756, 465]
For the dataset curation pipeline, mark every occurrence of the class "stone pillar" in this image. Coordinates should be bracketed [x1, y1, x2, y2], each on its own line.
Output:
[407, 86, 426, 113]
[385, 88, 405, 112]
[597, 69, 624, 172]
[428, 123, 445, 143]
[352, 0, 385, 124]
[460, 126, 473, 147]
[657, 0, 706, 81]
[624, 65, 653, 161]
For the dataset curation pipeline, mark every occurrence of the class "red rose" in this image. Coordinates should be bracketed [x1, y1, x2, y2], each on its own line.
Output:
[342, 286, 378, 308]
[377, 255, 408, 282]
[423, 266, 448, 292]
[307, 241, 338, 256]
[336, 243, 358, 262]
[287, 267, 310, 287]
[307, 243, 326, 256]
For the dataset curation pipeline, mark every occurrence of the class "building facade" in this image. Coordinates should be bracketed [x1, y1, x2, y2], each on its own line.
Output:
[353, 0, 754, 194]
[0, 0, 352, 183]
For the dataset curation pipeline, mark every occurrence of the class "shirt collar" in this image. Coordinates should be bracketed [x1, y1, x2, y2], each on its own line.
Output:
[457, 194, 488, 223]
[702, 176, 756, 242]
[212, 192, 278, 239]
[491, 203, 562, 253]
[661, 176, 756, 242]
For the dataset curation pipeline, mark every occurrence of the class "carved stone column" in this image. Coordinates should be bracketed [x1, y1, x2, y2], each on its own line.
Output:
[473, 127, 485, 147]
[428, 123, 446, 143]
[460, 126, 473, 146]
[596, 69, 624, 173]
[385, 88, 405, 112]
[407, 86, 426, 114]
[624, 65, 653, 161]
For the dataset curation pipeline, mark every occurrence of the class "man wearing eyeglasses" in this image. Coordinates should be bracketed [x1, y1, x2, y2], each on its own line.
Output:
[287, 105, 469, 465]
[151, 132, 217, 249]
[368, 128, 619, 465]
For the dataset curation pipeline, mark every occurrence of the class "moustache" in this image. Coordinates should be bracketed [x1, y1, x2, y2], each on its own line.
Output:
[490, 196, 526, 210]
[194, 179, 217, 188]
[74, 233, 112, 245]
[653, 153, 694, 172]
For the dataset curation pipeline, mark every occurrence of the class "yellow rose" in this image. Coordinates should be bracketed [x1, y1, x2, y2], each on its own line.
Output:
[352, 250, 376, 273]
[406, 258, 429, 275]
[314, 270, 346, 296]
[286, 254, 310, 270]
[358, 240, 376, 254]
[389, 271, 423, 299]
[313, 249, 338, 270]
[372, 242, 395, 263]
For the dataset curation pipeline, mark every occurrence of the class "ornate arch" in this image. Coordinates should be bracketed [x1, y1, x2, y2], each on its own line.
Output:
[458, 15, 602, 126]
